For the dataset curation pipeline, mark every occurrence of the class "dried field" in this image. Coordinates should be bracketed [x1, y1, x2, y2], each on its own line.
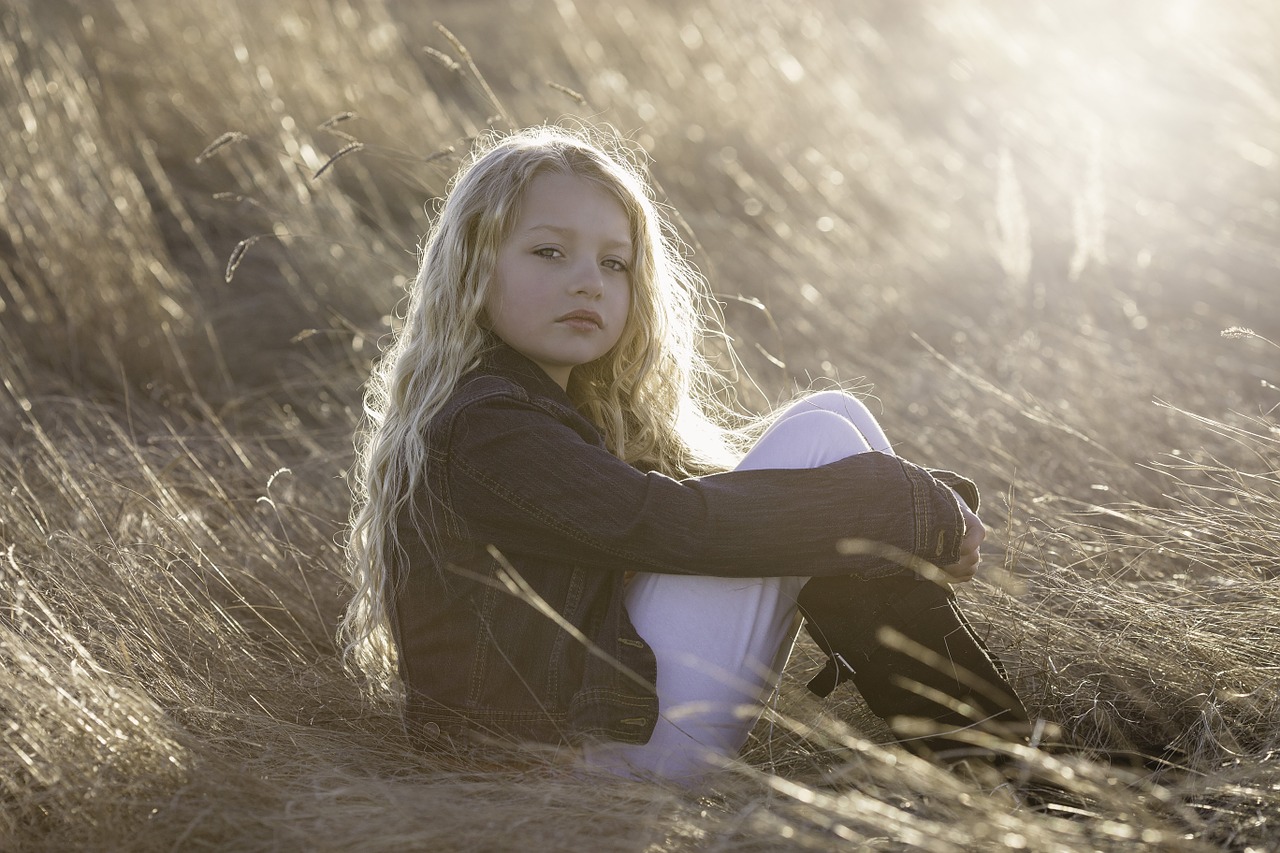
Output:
[2, 0, 1279, 850]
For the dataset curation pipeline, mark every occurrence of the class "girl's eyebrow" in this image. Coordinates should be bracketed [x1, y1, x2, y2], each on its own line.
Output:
[524, 223, 632, 250]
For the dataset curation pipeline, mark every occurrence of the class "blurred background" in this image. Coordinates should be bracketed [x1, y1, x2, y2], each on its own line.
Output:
[3, 1, 1279, 849]
[4, 0, 1277, 485]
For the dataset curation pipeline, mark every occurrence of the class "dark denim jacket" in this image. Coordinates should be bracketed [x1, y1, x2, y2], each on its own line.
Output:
[389, 342, 976, 746]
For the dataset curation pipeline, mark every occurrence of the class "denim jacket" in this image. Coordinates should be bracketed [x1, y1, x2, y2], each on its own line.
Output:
[389, 341, 977, 747]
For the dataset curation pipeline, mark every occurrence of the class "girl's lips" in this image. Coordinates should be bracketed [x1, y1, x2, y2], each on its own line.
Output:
[557, 310, 603, 328]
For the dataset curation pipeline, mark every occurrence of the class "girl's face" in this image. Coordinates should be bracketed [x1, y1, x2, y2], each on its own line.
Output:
[485, 171, 632, 389]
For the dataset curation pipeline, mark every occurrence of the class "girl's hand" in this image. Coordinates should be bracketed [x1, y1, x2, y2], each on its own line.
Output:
[941, 492, 985, 584]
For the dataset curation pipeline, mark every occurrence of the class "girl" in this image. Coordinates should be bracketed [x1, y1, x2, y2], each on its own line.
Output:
[343, 124, 1028, 783]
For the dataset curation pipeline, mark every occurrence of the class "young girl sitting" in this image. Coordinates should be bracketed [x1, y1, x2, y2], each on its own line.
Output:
[343, 124, 1029, 783]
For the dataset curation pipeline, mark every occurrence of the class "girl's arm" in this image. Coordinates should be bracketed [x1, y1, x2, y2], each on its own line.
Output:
[433, 390, 968, 579]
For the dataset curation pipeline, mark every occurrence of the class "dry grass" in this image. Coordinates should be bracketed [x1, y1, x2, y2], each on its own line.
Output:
[2, 0, 1279, 849]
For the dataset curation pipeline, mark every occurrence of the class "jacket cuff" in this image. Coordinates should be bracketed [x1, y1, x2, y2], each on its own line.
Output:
[901, 462, 967, 565]
[926, 468, 980, 513]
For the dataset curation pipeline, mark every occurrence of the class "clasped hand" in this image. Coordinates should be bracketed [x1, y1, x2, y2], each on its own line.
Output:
[940, 491, 985, 584]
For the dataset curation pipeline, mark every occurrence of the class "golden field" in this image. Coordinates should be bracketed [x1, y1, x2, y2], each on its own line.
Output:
[2, 1, 1278, 849]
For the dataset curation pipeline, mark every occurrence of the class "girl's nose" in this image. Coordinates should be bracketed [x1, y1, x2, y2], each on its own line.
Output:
[572, 260, 604, 296]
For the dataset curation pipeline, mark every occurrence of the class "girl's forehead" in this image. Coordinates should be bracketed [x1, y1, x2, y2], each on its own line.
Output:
[514, 171, 632, 236]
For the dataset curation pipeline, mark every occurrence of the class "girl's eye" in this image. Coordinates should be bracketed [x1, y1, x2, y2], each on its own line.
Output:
[533, 247, 563, 259]
[602, 258, 629, 273]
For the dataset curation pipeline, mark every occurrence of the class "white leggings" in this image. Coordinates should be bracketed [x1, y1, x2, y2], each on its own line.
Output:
[583, 391, 895, 782]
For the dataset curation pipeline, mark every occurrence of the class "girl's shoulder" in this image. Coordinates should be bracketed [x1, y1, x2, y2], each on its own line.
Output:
[432, 368, 579, 433]
[430, 365, 604, 455]
[430, 372, 529, 433]
[449, 370, 530, 407]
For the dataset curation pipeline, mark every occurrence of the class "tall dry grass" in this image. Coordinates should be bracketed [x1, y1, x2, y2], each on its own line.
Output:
[2, 0, 1278, 849]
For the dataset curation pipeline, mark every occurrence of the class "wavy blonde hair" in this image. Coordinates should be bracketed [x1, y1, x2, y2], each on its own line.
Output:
[342, 124, 750, 686]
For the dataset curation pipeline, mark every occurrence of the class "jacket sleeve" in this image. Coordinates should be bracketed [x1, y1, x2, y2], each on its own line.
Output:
[926, 468, 980, 513]
[440, 392, 968, 577]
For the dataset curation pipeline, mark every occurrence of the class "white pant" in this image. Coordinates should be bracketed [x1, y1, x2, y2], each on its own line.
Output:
[583, 391, 895, 782]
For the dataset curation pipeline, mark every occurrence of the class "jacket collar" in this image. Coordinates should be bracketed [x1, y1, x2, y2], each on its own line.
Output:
[477, 336, 575, 406]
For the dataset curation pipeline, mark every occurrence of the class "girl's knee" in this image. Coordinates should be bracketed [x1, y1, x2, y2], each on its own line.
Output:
[800, 390, 876, 423]
[742, 409, 871, 470]
[766, 409, 864, 445]
[794, 390, 892, 454]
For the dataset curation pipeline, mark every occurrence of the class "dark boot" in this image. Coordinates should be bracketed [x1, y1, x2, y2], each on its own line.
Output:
[798, 571, 1030, 760]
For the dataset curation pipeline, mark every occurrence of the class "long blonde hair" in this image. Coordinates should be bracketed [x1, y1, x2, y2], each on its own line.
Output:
[342, 124, 750, 686]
